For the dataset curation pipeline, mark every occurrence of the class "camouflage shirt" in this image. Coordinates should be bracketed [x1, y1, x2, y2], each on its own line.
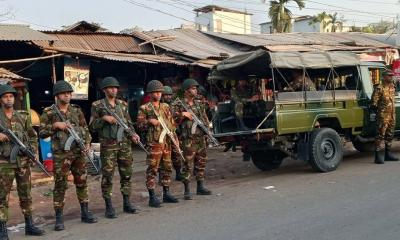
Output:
[0, 109, 38, 164]
[171, 98, 210, 139]
[89, 98, 133, 143]
[287, 76, 316, 91]
[137, 102, 176, 144]
[371, 82, 396, 115]
[39, 104, 91, 152]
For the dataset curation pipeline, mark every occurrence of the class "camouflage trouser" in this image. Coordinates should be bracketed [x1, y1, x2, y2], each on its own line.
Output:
[53, 151, 88, 210]
[146, 142, 172, 189]
[234, 100, 244, 119]
[375, 113, 395, 151]
[0, 161, 32, 221]
[181, 137, 207, 183]
[101, 141, 133, 199]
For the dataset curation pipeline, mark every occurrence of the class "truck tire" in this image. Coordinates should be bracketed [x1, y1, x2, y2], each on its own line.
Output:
[352, 140, 375, 153]
[309, 128, 343, 173]
[251, 151, 284, 171]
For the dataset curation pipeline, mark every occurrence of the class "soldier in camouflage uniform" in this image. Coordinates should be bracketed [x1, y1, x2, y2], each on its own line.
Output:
[137, 80, 179, 207]
[161, 85, 182, 181]
[171, 79, 212, 200]
[0, 84, 45, 239]
[285, 70, 316, 91]
[39, 80, 97, 231]
[370, 70, 399, 164]
[231, 79, 259, 130]
[89, 77, 140, 218]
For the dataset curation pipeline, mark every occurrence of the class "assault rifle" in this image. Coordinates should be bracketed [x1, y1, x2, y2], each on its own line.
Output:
[175, 98, 220, 146]
[0, 122, 51, 177]
[149, 103, 186, 162]
[101, 101, 149, 155]
[52, 104, 99, 173]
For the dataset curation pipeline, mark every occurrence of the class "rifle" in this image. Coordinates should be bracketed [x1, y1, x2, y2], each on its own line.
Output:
[149, 103, 186, 162]
[175, 98, 220, 146]
[0, 122, 51, 177]
[52, 104, 99, 174]
[101, 101, 149, 155]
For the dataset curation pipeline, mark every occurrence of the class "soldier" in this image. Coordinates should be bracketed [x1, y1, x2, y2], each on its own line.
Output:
[371, 70, 399, 164]
[171, 79, 212, 200]
[0, 84, 45, 239]
[39, 81, 97, 231]
[285, 70, 316, 91]
[137, 80, 179, 208]
[161, 86, 182, 181]
[231, 79, 259, 130]
[89, 77, 139, 218]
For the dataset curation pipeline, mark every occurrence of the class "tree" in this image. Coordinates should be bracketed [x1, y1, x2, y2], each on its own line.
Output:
[326, 13, 343, 32]
[263, 0, 305, 33]
[309, 11, 330, 31]
[362, 21, 396, 34]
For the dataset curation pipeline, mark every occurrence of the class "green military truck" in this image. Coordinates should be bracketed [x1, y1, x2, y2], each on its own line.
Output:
[209, 50, 395, 172]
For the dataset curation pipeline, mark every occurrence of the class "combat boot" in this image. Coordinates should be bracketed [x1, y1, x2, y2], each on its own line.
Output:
[54, 209, 65, 231]
[80, 203, 97, 223]
[183, 181, 193, 200]
[163, 186, 179, 203]
[25, 215, 45, 236]
[104, 198, 117, 219]
[375, 150, 385, 164]
[197, 180, 212, 195]
[0, 221, 8, 240]
[148, 189, 162, 208]
[123, 195, 138, 214]
[385, 148, 399, 161]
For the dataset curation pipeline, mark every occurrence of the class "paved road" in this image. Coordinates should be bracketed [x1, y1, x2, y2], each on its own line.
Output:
[12, 147, 400, 240]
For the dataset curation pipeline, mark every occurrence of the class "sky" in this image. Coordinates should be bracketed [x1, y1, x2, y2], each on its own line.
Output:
[0, 0, 399, 33]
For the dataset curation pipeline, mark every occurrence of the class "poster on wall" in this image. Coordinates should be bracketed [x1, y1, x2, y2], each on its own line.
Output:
[64, 58, 90, 100]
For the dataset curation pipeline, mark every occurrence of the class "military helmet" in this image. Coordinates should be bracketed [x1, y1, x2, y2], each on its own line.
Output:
[182, 78, 199, 91]
[53, 80, 73, 96]
[101, 76, 120, 89]
[163, 86, 173, 95]
[0, 84, 16, 97]
[146, 80, 164, 93]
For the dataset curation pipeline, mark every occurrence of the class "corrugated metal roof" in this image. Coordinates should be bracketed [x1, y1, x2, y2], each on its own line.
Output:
[34, 32, 151, 53]
[132, 29, 243, 60]
[0, 68, 30, 81]
[204, 32, 391, 51]
[0, 24, 56, 41]
[39, 46, 188, 65]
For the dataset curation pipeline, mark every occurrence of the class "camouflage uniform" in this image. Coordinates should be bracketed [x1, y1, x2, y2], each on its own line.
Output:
[39, 104, 91, 210]
[287, 76, 316, 91]
[231, 84, 257, 120]
[137, 102, 175, 189]
[0, 109, 37, 221]
[90, 99, 134, 199]
[172, 99, 210, 183]
[371, 82, 396, 151]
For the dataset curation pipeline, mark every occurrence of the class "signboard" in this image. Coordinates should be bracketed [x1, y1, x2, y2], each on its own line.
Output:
[392, 59, 400, 82]
[64, 58, 90, 100]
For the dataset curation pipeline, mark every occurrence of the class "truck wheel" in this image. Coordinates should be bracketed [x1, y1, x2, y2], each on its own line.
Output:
[309, 128, 343, 173]
[352, 140, 375, 153]
[251, 151, 284, 171]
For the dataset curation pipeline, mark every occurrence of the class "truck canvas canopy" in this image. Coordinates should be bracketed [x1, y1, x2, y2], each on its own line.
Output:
[209, 49, 361, 81]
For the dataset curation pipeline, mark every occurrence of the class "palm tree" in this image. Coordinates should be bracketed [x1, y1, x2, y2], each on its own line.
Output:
[263, 0, 305, 33]
[326, 12, 343, 32]
[309, 11, 330, 32]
